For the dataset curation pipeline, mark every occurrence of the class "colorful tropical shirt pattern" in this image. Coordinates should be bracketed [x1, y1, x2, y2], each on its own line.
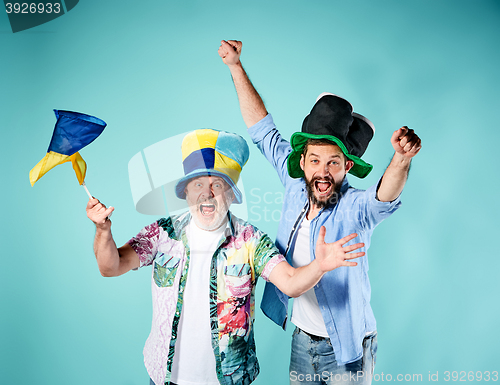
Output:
[127, 211, 285, 385]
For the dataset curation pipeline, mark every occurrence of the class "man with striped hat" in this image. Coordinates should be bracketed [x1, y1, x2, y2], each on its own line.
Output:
[219, 40, 422, 384]
[86, 128, 365, 385]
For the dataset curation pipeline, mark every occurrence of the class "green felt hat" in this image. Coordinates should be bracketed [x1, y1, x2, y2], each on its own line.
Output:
[287, 93, 375, 179]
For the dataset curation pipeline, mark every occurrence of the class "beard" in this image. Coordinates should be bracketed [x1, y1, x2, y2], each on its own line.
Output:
[304, 175, 344, 210]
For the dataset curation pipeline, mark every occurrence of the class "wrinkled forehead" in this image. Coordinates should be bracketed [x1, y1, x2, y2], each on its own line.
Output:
[185, 175, 230, 189]
[304, 142, 345, 158]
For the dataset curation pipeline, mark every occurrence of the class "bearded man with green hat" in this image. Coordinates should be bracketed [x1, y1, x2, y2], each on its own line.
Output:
[219, 40, 422, 384]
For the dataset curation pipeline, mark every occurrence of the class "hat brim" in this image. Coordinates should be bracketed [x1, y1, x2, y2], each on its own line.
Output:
[175, 169, 243, 204]
[287, 132, 373, 179]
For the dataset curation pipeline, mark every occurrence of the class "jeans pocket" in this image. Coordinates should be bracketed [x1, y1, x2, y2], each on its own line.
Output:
[362, 332, 377, 377]
[153, 253, 180, 287]
[370, 334, 378, 369]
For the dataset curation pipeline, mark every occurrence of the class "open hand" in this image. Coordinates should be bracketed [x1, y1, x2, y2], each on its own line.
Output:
[86, 197, 114, 229]
[391, 126, 422, 159]
[315, 227, 365, 272]
[218, 40, 242, 66]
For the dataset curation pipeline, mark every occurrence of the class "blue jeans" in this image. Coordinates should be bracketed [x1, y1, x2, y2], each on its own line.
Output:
[289, 328, 377, 385]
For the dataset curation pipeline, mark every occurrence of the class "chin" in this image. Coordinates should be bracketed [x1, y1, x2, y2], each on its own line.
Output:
[316, 187, 337, 200]
[315, 195, 331, 204]
[309, 188, 340, 209]
[191, 212, 226, 231]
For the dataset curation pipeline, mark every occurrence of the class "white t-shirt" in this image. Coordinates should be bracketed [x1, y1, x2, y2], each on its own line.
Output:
[170, 220, 225, 385]
[291, 218, 329, 337]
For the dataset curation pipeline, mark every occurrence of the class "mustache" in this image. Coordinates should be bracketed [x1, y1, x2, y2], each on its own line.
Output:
[311, 176, 334, 184]
[197, 198, 218, 206]
[305, 174, 344, 209]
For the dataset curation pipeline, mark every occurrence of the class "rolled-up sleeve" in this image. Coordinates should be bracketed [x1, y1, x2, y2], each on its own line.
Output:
[260, 255, 286, 282]
[252, 230, 287, 282]
[126, 222, 160, 267]
[354, 180, 402, 231]
[247, 114, 292, 186]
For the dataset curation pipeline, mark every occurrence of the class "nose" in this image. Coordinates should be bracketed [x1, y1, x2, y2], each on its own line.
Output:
[200, 184, 214, 199]
[316, 163, 330, 178]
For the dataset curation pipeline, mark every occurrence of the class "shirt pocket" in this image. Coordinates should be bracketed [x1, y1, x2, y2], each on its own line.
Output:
[224, 263, 253, 298]
[153, 253, 180, 288]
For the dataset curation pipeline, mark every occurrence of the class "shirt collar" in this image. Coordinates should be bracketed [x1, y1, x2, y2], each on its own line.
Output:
[340, 175, 351, 194]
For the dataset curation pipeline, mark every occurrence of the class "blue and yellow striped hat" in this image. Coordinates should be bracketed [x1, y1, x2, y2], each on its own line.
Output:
[175, 129, 249, 204]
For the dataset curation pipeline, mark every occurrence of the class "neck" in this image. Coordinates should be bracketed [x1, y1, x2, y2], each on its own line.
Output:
[190, 213, 229, 232]
[306, 201, 321, 220]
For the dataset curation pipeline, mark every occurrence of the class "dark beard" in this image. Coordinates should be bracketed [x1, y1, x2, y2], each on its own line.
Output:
[305, 175, 344, 210]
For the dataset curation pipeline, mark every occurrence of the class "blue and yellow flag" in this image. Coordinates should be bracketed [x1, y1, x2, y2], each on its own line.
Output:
[29, 110, 107, 186]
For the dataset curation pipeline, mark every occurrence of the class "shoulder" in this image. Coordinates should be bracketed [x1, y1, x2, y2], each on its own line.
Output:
[247, 113, 280, 142]
[338, 180, 402, 214]
[156, 213, 188, 240]
[343, 186, 367, 197]
[157, 217, 173, 231]
[229, 213, 261, 235]
[228, 212, 269, 243]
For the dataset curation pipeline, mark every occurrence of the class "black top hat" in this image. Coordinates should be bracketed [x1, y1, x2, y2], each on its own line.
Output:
[287, 93, 375, 179]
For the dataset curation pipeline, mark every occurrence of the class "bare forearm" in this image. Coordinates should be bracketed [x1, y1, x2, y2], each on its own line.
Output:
[287, 262, 325, 298]
[227, 62, 268, 128]
[270, 260, 325, 298]
[93, 227, 121, 277]
[378, 125, 421, 201]
[377, 152, 411, 202]
[87, 198, 138, 276]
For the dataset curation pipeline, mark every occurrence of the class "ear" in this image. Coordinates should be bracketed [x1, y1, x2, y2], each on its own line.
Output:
[300, 154, 305, 171]
[226, 188, 235, 204]
[345, 160, 354, 173]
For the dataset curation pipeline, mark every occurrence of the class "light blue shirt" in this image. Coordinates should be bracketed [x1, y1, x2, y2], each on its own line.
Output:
[248, 114, 401, 365]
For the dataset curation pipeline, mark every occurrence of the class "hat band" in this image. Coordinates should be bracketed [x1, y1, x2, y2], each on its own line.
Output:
[287, 132, 373, 179]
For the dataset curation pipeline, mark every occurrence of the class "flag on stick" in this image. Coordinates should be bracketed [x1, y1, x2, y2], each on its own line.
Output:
[29, 110, 106, 186]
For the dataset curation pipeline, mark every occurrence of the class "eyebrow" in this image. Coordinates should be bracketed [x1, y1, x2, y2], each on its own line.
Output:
[308, 153, 342, 160]
[209, 177, 228, 187]
[191, 176, 224, 182]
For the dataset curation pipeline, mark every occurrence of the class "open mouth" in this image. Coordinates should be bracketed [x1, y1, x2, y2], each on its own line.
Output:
[314, 180, 333, 196]
[199, 203, 216, 216]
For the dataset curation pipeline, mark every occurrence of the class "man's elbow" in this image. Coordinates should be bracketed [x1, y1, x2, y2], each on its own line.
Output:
[98, 265, 119, 277]
[280, 286, 302, 299]
[376, 190, 401, 203]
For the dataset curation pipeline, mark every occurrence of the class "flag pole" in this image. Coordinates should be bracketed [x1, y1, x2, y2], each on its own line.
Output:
[82, 181, 111, 219]
[82, 182, 92, 199]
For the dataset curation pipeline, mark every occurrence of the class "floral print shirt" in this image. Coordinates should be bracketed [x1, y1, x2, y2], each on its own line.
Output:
[127, 211, 285, 385]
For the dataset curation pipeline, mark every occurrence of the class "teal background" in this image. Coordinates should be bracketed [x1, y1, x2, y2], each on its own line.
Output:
[1, 0, 499, 384]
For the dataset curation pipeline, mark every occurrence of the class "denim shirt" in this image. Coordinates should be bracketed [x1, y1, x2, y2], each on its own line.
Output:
[127, 211, 285, 385]
[248, 114, 401, 365]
